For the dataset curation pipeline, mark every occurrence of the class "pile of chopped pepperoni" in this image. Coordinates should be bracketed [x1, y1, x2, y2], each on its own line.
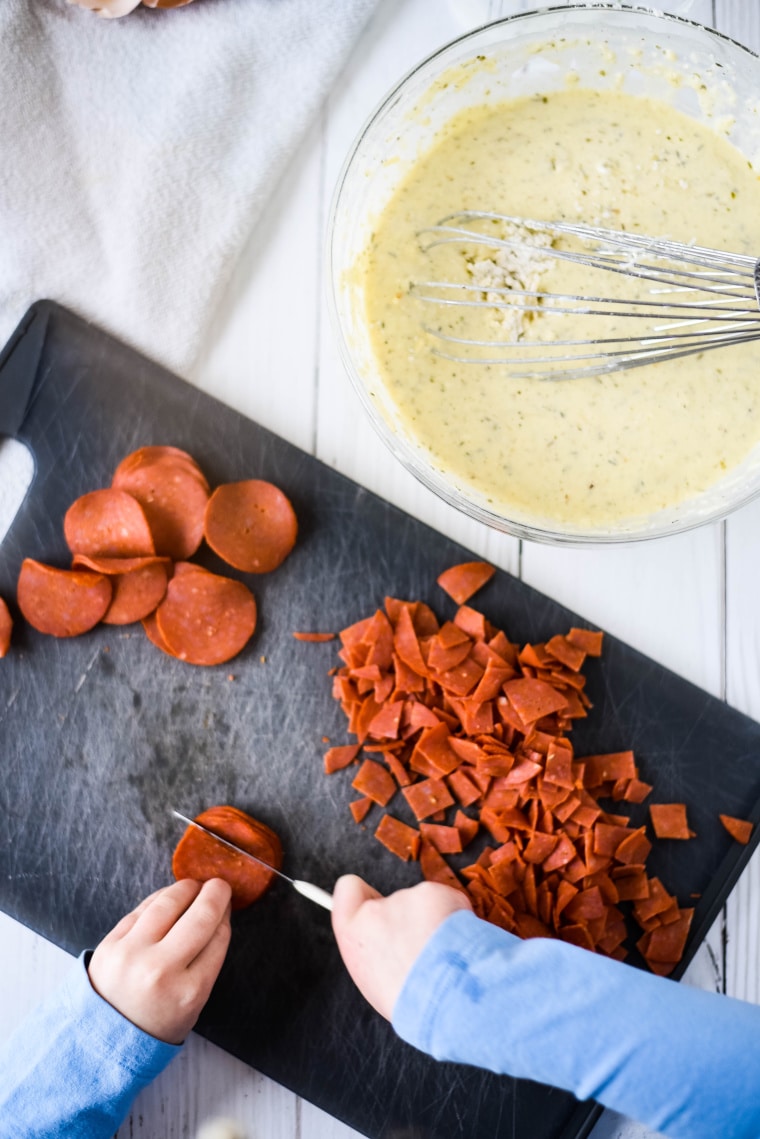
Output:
[9, 446, 297, 666]
[321, 562, 753, 976]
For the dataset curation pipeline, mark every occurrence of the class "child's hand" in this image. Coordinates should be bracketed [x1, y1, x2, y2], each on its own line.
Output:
[88, 878, 232, 1044]
[331, 874, 472, 1020]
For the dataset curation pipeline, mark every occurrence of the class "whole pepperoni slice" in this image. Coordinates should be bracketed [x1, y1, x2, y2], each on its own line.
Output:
[142, 563, 216, 656]
[113, 447, 210, 493]
[71, 554, 172, 625]
[155, 568, 256, 665]
[101, 561, 169, 625]
[172, 805, 283, 910]
[171, 560, 212, 578]
[204, 480, 298, 573]
[17, 559, 112, 637]
[142, 610, 178, 657]
[113, 459, 209, 560]
[72, 554, 171, 575]
[64, 489, 155, 558]
[0, 596, 12, 658]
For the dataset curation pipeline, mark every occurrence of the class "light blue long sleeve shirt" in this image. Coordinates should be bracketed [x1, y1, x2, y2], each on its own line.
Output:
[3, 918, 760, 1138]
[0, 952, 180, 1139]
[393, 909, 760, 1139]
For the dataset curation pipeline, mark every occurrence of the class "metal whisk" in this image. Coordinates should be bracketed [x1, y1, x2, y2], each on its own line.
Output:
[412, 212, 760, 381]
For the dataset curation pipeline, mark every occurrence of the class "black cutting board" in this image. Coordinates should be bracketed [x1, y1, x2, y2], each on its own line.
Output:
[2, 300, 760, 1139]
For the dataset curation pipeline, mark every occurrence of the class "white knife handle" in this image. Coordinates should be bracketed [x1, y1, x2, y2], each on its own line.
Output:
[293, 880, 334, 911]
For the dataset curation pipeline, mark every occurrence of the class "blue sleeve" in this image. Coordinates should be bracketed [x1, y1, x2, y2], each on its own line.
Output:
[0, 951, 181, 1139]
[393, 909, 760, 1139]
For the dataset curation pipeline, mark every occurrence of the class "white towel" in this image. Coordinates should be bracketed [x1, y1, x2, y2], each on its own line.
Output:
[0, 0, 378, 539]
[0, 0, 378, 378]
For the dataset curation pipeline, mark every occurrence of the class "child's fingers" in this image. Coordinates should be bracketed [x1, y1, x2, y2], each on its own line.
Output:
[127, 878, 204, 947]
[97, 885, 174, 946]
[186, 904, 233, 991]
[331, 874, 382, 932]
[160, 878, 233, 965]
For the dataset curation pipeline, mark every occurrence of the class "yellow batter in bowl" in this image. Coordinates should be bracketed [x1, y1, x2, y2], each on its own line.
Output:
[358, 87, 760, 529]
[328, 7, 760, 543]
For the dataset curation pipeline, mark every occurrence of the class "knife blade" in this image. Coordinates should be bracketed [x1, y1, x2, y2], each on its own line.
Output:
[171, 809, 333, 911]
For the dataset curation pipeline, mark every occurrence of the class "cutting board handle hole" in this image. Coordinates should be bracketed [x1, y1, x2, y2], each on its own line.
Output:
[0, 437, 34, 545]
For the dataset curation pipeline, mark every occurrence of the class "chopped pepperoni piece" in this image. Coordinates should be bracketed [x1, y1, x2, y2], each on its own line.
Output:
[615, 826, 652, 866]
[623, 778, 653, 804]
[719, 814, 753, 845]
[613, 868, 650, 902]
[503, 678, 568, 724]
[292, 631, 335, 642]
[402, 778, 455, 821]
[447, 768, 482, 808]
[453, 605, 487, 641]
[367, 700, 404, 740]
[454, 810, 479, 847]
[566, 627, 604, 656]
[437, 561, 495, 605]
[64, 489, 156, 558]
[155, 568, 256, 666]
[420, 840, 466, 891]
[351, 759, 396, 807]
[393, 605, 428, 677]
[583, 752, 637, 786]
[523, 832, 559, 864]
[545, 634, 586, 672]
[375, 814, 420, 861]
[17, 559, 112, 637]
[0, 597, 12, 658]
[650, 803, 694, 840]
[419, 823, 463, 854]
[172, 805, 282, 910]
[384, 750, 412, 788]
[324, 745, 360, 774]
[645, 909, 694, 963]
[633, 878, 675, 924]
[349, 798, 372, 824]
[204, 480, 297, 573]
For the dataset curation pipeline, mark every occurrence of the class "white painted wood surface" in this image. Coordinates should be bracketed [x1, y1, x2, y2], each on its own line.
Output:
[1, 2, 759, 1137]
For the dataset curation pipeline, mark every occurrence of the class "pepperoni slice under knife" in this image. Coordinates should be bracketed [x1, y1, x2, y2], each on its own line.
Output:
[172, 805, 283, 910]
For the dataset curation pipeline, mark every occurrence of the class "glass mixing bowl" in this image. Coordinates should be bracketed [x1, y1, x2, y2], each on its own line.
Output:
[327, 4, 760, 545]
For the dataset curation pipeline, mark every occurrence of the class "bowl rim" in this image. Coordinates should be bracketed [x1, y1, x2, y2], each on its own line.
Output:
[326, 3, 760, 547]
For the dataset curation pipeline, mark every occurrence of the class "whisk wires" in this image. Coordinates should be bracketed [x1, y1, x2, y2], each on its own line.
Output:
[412, 212, 760, 380]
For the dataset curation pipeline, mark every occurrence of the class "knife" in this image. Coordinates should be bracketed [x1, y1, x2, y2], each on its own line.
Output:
[171, 809, 334, 911]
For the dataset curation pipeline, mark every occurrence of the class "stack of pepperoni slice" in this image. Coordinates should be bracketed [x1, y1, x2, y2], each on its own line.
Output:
[12, 446, 297, 667]
[172, 805, 283, 909]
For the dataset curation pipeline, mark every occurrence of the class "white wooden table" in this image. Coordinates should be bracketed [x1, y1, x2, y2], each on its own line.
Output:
[1, 2, 759, 1137]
